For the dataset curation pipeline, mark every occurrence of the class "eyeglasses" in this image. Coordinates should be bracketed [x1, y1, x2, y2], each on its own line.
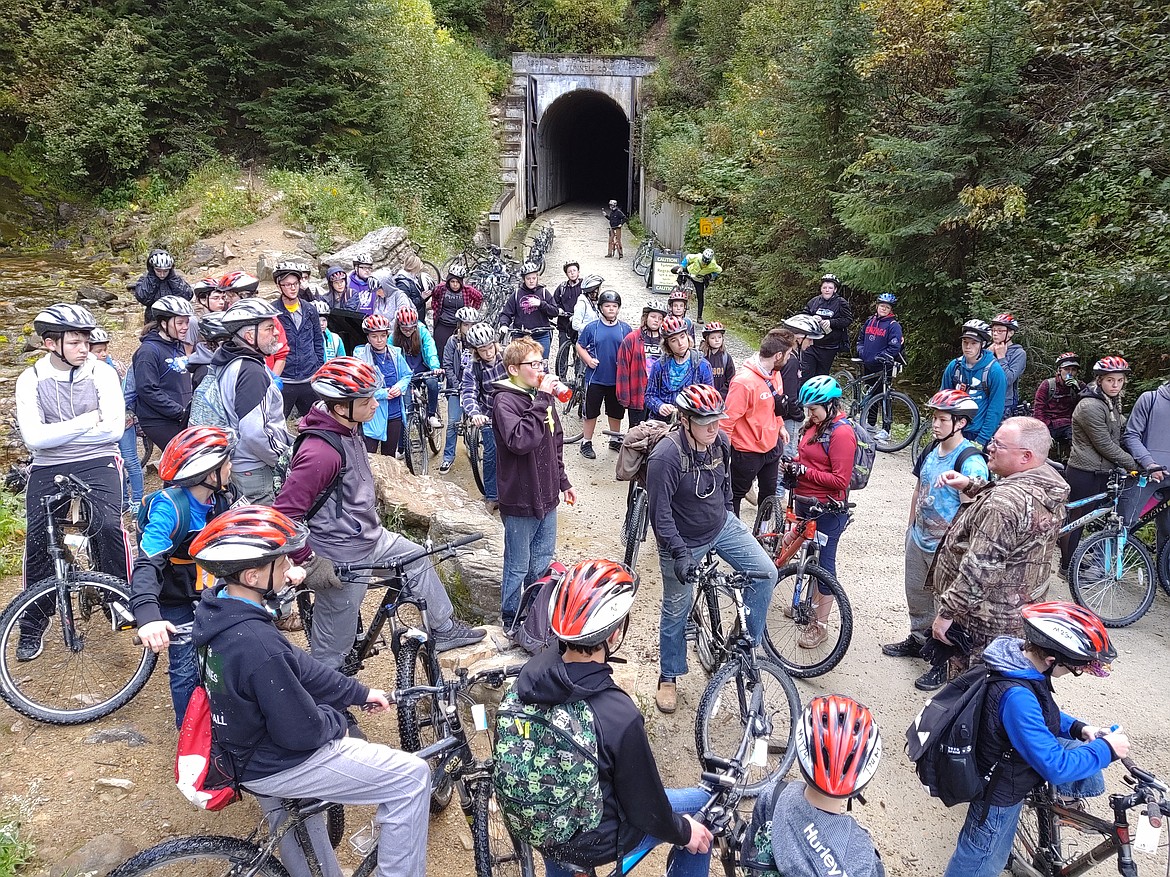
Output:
[519, 360, 545, 369]
[986, 437, 1028, 452]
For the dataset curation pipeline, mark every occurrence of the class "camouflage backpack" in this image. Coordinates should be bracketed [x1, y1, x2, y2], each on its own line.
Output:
[739, 779, 788, 876]
[492, 689, 604, 850]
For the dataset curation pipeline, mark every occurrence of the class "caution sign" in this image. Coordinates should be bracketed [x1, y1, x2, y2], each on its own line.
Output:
[698, 216, 724, 236]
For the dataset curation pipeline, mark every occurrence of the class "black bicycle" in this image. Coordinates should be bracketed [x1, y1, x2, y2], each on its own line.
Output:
[445, 387, 490, 497]
[404, 369, 444, 476]
[835, 355, 920, 452]
[604, 431, 650, 572]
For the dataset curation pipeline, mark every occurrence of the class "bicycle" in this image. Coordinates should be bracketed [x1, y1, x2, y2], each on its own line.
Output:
[751, 492, 854, 678]
[603, 431, 649, 572]
[445, 388, 490, 497]
[686, 551, 801, 796]
[554, 321, 584, 384]
[405, 240, 442, 287]
[0, 472, 155, 725]
[835, 355, 920, 452]
[1009, 756, 1168, 877]
[404, 369, 444, 476]
[631, 232, 659, 278]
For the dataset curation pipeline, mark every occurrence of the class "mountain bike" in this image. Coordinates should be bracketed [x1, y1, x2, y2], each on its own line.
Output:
[836, 356, 920, 452]
[1009, 756, 1168, 877]
[751, 492, 854, 678]
[687, 552, 800, 796]
[0, 473, 154, 725]
[449, 391, 490, 497]
[631, 232, 659, 278]
[555, 348, 586, 445]
[603, 432, 650, 572]
[555, 322, 584, 384]
[404, 370, 444, 476]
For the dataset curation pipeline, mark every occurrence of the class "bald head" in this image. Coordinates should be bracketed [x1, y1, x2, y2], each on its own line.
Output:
[988, 417, 1052, 476]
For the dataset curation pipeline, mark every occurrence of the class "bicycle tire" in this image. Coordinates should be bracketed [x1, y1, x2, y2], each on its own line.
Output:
[1008, 802, 1058, 877]
[632, 244, 652, 277]
[326, 804, 345, 849]
[404, 413, 429, 476]
[752, 495, 782, 557]
[466, 424, 487, 497]
[138, 429, 155, 466]
[1161, 539, 1170, 597]
[422, 260, 441, 287]
[762, 562, 853, 678]
[295, 589, 315, 645]
[472, 778, 536, 877]
[909, 422, 934, 469]
[622, 488, 649, 572]
[692, 577, 726, 676]
[106, 835, 291, 877]
[394, 636, 452, 812]
[426, 419, 442, 457]
[0, 573, 157, 725]
[859, 390, 920, 452]
[555, 338, 580, 382]
[695, 655, 800, 796]
[558, 386, 585, 444]
[1069, 530, 1156, 627]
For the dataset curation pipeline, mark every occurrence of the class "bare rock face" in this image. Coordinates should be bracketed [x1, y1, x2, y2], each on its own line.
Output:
[322, 227, 411, 274]
[48, 833, 139, 877]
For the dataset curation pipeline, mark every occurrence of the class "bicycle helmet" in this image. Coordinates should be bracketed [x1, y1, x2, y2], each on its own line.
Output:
[221, 298, 281, 333]
[819, 273, 840, 290]
[668, 288, 689, 303]
[311, 357, 380, 400]
[926, 389, 980, 417]
[563, 260, 580, 273]
[455, 306, 480, 325]
[990, 312, 1019, 331]
[190, 505, 308, 578]
[702, 321, 725, 336]
[217, 270, 260, 296]
[447, 263, 468, 279]
[1022, 602, 1116, 675]
[151, 295, 195, 319]
[147, 250, 175, 271]
[549, 559, 638, 649]
[643, 298, 668, 315]
[192, 277, 219, 300]
[352, 252, 373, 268]
[675, 384, 727, 423]
[608, 199, 618, 207]
[520, 261, 540, 277]
[701, 248, 715, 263]
[158, 426, 236, 487]
[272, 262, 302, 284]
[798, 375, 843, 406]
[597, 290, 621, 306]
[362, 313, 392, 333]
[395, 307, 419, 329]
[88, 328, 110, 345]
[326, 265, 347, 281]
[466, 323, 498, 349]
[796, 695, 882, 799]
[662, 315, 689, 338]
[876, 293, 897, 305]
[581, 274, 605, 292]
[1055, 352, 1080, 370]
[960, 318, 992, 346]
[292, 261, 313, 277]
[1092, 356, 1130, 375]
[312, 300, 331, 317]
[197, 313, 230, 341]
[780, 314, 826, 340]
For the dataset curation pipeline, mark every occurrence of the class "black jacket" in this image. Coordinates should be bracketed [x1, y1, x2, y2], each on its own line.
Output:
[132, 328, 193, 422]
[513, 648, 691, 863]
[804, 293, 853, 350]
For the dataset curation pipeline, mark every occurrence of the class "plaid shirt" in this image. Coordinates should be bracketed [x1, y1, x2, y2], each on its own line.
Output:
[616, 330, 648, 410]
[461, 354, 508, 418]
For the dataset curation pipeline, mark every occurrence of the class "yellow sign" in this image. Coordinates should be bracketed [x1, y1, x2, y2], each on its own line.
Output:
[698, 216, 724, 236]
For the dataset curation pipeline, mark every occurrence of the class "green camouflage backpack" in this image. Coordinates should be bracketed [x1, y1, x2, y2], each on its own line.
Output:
[492, 689, 604, 850]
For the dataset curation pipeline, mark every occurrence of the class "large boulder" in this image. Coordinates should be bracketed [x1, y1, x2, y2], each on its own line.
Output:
[256, 250, 315, 282]
[322, 227, 411, 274]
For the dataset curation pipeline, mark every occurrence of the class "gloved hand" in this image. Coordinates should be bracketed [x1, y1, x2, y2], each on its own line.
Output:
[673, 555, 697, 584]
[784, 461, 807, 479]
[303, 553, 343, 591]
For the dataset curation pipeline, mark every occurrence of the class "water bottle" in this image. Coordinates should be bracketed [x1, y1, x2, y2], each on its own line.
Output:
[552, 381, 573, 404]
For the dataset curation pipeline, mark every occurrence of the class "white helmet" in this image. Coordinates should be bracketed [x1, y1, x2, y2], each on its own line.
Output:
[352, 252, 373, 268]
[781, 313, 826, 340]
[34, 304, 98, 337]
[221, 298, 281, 334]
[152, 295, 195, 319]
[147, 250, 175, 270]
[88, 328, 110, 344]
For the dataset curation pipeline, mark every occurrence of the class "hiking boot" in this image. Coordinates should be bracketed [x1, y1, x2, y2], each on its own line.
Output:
[439, 459, 453, 474]
[655, 680, 678, 714]
[580, 441, 596, 460]
[798, 622, 828, 649]
[914, 664, 949, 692]
[16, 626, 48, 662]
[433, 619, 486, 653]
[881, 635, 924, 659]
[608, 438, 623, 452]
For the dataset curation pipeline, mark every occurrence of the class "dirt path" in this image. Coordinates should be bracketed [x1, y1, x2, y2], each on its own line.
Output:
[3, 204, 1169, 877]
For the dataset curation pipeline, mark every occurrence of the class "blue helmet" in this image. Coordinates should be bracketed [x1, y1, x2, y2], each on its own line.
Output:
[798, 375, 843, 406]
[876, 293, 897, 305]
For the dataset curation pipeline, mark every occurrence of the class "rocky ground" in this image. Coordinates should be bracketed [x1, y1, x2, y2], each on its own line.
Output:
[3, 204, 1169, 877]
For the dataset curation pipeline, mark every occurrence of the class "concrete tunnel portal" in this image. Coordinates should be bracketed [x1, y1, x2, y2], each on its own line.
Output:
[537, 90, 631, 209]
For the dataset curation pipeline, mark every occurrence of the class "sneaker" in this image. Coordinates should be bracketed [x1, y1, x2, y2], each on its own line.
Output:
[881, 635, 924, 659]
[874, 429, 891, 443]
[433, 620, 487, 653]
[655, 680, 678, 714]
[608, 438, 622, 452]
[16, 626, 47, 662]
[914, 663, 949, 691]
[580, 441, 596, 460]
[484, 499, 499, 515]
[798, 622, 828, 649]
[439, 459, 453, 474]
[427, 415, 443, 429]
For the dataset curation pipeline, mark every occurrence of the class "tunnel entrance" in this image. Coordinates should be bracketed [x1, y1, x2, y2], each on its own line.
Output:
[536, 90, 630, 213]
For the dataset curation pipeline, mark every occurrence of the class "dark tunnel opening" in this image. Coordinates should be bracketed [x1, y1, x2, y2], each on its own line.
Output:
[536, 90, 630, 213]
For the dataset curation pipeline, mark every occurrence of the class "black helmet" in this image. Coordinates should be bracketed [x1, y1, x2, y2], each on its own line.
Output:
[597, 290, 621, 306]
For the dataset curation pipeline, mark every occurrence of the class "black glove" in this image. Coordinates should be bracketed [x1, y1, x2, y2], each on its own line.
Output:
[303, 553, 343, 591]
[673, 555, 697, 584]
[784, 461, 807, 479]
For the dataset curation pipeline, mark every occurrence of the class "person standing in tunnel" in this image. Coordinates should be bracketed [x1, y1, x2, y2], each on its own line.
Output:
[603, 199, 627, 259]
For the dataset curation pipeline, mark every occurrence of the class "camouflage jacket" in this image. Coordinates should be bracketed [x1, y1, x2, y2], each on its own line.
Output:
[928, 464, 1069, 635]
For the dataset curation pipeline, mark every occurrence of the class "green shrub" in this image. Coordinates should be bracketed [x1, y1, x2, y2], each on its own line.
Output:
[0, 801, 34, 877]
[0, 492, 26, 577]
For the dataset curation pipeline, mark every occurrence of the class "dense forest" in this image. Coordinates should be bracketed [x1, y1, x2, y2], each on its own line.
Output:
[0, 0, 1166, 383]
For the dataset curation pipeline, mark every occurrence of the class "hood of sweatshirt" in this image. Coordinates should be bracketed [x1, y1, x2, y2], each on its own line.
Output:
[513, 646, 621, 706]
[296, 401, 357, 438]
[492, 377, 537, 397]
[998, 462, 1070, 514]
[210, 337, 264, 369]
[741, 353, 776, 383]
[982, 636, 1044, 680]
[192, 583, 273, 648]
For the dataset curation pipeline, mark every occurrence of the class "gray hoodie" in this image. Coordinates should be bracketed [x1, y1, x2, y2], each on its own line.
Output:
[768, 781, 884, 877]
[1123, 382, 1170, 473]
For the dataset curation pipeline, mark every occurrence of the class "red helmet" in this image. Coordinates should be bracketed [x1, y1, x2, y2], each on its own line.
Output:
[158, 426, 235, 487]
[668, 288, 689, 303]
[395, 307, 419, 329]
[1055, 352, 1080, 370]
[990, 313, 1019, 331]
[311, 357, 380, 400]
[549, 559, 638, 648]
[190, 505, 308, 578]
[796, 695, 882, 798]
[1022, 602, 1116, 674]
[216, 270, 260, 296]
[362, 314, 392, 333]
[926, 389, 980, 417]
[662, 316, 689, 338]
[675, 384, 727, 423]
[1092, 356, 1130, 375]
[702, 321, 725, 335]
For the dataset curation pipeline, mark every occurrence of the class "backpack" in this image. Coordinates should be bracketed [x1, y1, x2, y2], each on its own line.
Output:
[189, 362, 230, 428]
[271, 428, 348, 521]
[739, 779, 789, 875]
[817, 418, 877, 491]
[912, 441, 986, 480]
[904, 666, 1014, 806]
[615, 422, 730, 483]
[950, 359, 994, 395]
[137, 488, 234, 591]
[493, 691, 605, 850]
[507, 562, 567, 655]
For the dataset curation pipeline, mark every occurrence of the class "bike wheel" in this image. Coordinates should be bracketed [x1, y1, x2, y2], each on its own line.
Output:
[422, 259, 441, 287]
[752, 495, 782, 556]
[1069, 530, 1156, 627]
[632, 244, 652, 277]
[1008, 804, 1056, 877]
[558, 387, 585, 444]
[860, 390, 920, 452]
[691, 579, 734, 676]
[404, 414, 429, 476]
[472, 778, 536, 877]
[1161, 539, 1170, 597]
[426, 420, 442, 457]
[107, 835, 290, 877]
[910, 421, 934, 469]
[296, 589, 315, 644]
[394, 636, 452, 812]
[0, 573, 157, 725]
[762, 562, 853, 678]
[622, 488, 649, 572]
[466, 425, 488, 497]
[695, 655, 800, 796]
[138, 428, 156, 467]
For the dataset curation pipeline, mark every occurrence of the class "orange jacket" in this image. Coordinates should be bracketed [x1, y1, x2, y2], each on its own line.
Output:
[722, 355, 783, 453]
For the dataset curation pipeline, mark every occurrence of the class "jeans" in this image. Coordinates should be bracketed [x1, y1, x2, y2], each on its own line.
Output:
[543, 787, 711, 877]
[501, 510, 558, 626]
[119, 427, 144, 506]
[796, 500, 848, 591]
[246, 737, 430, 877]
[481, 425, 498, 502]
[160, 601, 199, 727]
[942, 799, 1025, 877]
[232, 463, 277, 505]
[443, 394, 461, 463]
[657, 513, 778, 679]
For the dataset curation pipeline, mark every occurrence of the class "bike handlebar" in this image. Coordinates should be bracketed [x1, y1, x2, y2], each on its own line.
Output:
[793, 494, 856, 513]
[133, 621, 194, 646]
[336, 532, 483, 575]
[53, 472, 91, 494]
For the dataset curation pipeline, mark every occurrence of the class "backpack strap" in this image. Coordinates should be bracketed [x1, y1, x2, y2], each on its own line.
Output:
[912, 439, 941, 479]
[139, 486, 192, 548]
[291, 429, 348, 521]
[672, 427, 730, 476]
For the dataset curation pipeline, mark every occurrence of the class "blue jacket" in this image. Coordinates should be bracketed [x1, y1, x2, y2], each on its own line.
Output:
[131, 329, 192, 423]
[274, 297, 324, 382]
[354, 343, 411, 441]
[398, 324, 441, 373]
[645, 352, 714, 417]
[940, 350, 1006, 446]
[856, 312, 904, 365]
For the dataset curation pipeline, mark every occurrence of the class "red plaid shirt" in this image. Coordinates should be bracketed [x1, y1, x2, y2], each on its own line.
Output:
[616, 330, 648, 409]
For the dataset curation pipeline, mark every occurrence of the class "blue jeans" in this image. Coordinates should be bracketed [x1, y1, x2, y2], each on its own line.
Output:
[482, 425, 498, 501]
[657, 512, 778, 679]
[119, 426, 144, 506]
[943, 799, 1025, 877]
[501, 510, 558, 625]
[1056, 739, 1106, 797]
[796, 500, 848, 593]
[543, 787, 711, 877]
[443, 394, 462, 463]
[160, 601, 199, 728]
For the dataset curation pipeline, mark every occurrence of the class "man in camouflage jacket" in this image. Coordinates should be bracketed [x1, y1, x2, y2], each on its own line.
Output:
[927, 417, 1069, 678]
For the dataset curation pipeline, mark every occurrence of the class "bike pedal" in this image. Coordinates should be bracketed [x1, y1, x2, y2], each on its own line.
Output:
[684, 621, 698, 642]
